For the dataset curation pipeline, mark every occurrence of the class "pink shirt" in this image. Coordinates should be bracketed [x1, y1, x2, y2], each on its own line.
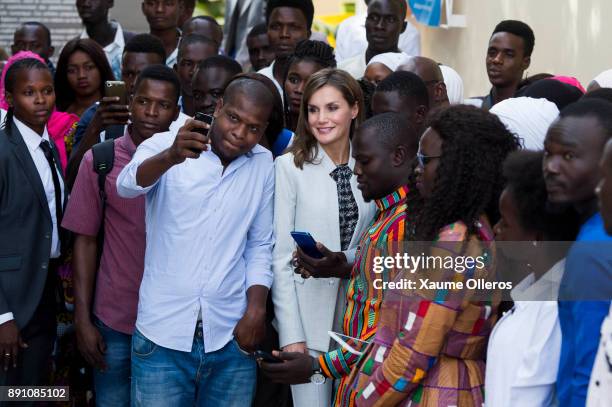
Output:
[62, 132, 145, 334]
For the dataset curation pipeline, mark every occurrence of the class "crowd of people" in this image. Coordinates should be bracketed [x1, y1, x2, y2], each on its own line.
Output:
[0, 0, 611, 406]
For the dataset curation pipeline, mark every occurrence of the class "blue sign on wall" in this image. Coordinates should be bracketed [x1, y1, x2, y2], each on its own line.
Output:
[409, 0, 442, 27]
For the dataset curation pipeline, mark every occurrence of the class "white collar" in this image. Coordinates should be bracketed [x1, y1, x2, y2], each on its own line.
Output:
[80, 20, 124, 50]
[314, 141, 355, 173]
[13, 117, 50, 153]
[511, 259, 565, 302]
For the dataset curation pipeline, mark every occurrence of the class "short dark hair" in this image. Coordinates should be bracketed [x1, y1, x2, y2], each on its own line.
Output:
[582, 88, 612, 105]
[357, 78, 376, 120]
[266, 0, 315, 30]
[492, 20, 535, 57]
[560, 99, 612, 138]
[178, 34, 217, 58]
[134, 64, 181, 103]
[17, 22, 52, 47]
[369, 0, 407, 19]
[376, 71, 429, 108]
[503, 150, 580, 240]
[196, 55, 242, 77]
[54, 38, 115, 112]
[124, 33, 166, 62]
[224, 73, 285, 149]
[359, 111, 417, 154]
[247, 22, 269, 39]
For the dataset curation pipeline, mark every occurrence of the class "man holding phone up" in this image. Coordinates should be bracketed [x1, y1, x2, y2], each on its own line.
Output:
[117, 73, 279, 406]
[62, 65, 181, 406]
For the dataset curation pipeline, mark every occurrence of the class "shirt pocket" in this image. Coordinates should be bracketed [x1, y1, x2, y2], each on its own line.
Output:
[0, 255, 21, 272]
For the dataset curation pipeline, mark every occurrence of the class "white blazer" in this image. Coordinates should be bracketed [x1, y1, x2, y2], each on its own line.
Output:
[272, 144, 376, 353]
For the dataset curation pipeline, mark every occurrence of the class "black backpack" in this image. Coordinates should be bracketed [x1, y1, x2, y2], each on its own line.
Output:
[91, 139, 115, 258]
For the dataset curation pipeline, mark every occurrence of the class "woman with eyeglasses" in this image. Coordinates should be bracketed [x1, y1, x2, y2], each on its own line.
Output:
[350, 105, 520, 406]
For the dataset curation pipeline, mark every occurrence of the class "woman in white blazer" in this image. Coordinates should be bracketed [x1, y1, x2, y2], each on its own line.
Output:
[272, 68, 376, 407]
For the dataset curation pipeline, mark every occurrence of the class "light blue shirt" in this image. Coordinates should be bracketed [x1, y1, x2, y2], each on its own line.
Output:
[117, 130, 275, 352]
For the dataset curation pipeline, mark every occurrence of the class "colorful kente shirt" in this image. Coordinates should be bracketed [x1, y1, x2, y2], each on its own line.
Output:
[318, 185, 409, 407]
[349, 217, 498, 407]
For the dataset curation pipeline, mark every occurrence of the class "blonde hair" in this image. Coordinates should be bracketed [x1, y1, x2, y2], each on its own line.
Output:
[289, 68, 364, 169]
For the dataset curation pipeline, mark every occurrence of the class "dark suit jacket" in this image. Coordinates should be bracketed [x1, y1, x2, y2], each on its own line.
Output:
[0, 123, 66, 329]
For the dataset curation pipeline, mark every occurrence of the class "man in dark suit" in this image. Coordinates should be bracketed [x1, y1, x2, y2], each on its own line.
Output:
[0, 114, 65, 388]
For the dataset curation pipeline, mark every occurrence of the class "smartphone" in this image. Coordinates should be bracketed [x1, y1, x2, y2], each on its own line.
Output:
[194, 112, 214, 137]
[254, 350, 283, 364]
[290, 231, 324, 259]
[104, 81, 128, 105]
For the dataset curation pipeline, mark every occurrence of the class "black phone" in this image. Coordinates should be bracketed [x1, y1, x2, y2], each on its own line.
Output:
[254, 350, 283, 364]
[290, 231, 324, 259]
[104, 81, 128, 105]
[194, 112, 214, 137]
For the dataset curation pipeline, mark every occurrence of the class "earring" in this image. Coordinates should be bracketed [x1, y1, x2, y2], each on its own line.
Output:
[532, 241, 537, 247]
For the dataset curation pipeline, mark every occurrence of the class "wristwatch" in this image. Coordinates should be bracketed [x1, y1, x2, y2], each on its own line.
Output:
[310, 357, 326, 385]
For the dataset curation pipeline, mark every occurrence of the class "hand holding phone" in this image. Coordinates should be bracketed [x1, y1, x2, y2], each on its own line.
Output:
[169, 118, 212, 163]
[104, 81, 128, 105]
[290, 232, 324, 259]
[254, 350, 283, 364]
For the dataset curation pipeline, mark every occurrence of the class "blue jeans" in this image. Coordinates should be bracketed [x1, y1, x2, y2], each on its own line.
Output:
[93, 317, 132, 407]
[130, 326, 257, 407]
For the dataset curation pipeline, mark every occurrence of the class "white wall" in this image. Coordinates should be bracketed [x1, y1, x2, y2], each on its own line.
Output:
[418, 0, 612, 97]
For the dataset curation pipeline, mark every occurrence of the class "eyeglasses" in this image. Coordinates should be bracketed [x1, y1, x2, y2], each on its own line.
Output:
[416, 151, 441, 167]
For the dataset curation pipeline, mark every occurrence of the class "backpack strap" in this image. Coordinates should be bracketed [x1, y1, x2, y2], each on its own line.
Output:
[92, 139, 115, 201]
[92, 139, 115, 263]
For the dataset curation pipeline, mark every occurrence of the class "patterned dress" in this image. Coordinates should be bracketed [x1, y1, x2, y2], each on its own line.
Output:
[318, 185, 409, 407]
[349, 217, 498, 406]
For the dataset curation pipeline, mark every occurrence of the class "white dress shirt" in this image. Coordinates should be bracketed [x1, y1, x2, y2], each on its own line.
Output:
[117, 130, 275, 352]
[258, 61, 284, 103]
[0, 118, 66, 326]
[334, 13, 421, 63]
[485, 260, 565, 407]
[81, 20, 125, 80]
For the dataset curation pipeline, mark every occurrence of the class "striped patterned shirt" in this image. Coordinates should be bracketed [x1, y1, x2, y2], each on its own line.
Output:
[318, 185, 409, 407]
[350, 217, 498, 407]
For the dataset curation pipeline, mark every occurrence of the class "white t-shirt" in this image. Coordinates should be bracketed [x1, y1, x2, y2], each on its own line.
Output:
[335, 13, 421, 63]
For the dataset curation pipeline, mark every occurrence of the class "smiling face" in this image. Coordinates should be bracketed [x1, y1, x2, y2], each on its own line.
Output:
[486, 32, 529, 88]
[306, 85, 358, 148]
[6, 67, 55, 135]
[414, 127, 442, 199]
[365, 0, 406, 54]
[543, 116, 608, 206]
[267, 7, 310, 59]
[284, 60, 323, 114]
[210, 87, 272, 165]
[66, 50, 102, 98]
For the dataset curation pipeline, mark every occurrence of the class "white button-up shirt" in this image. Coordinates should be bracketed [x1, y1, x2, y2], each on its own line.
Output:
[14, 118, 64, 259]
[485, 260, 565, 407]
[117, 130, 274, 352]
[0, 118, 66, 326]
